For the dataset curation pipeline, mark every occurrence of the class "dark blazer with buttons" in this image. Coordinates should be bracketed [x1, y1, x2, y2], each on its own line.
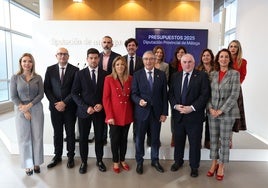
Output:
[169, 69, 210, 123]
[71, 67, 108, 119]
[123, 55, 144, 75]
[131, 68, 168, 121]
[98, 51, 121, 74]
[44, 63, 79, 112]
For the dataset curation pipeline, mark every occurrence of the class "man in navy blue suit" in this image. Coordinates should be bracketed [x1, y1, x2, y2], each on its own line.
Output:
[72, 48, 107, 174]
[131, 51, 168, 174]
[169, 53, 210, 177]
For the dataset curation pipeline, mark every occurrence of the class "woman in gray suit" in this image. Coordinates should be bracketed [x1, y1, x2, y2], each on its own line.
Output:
[10, 53, 44, 176]
[206, 49, 240, 181]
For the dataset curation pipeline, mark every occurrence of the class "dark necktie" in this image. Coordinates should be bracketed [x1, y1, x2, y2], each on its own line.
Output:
[181, 72, 189, 105]
[148, 71, 153, 91]
[129, 56, 134, 75]
[92, 69, 96, 89]
[60, 67, 65, 85]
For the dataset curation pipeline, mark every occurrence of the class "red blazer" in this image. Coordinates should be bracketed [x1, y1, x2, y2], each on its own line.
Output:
[103, 75, 133, 126]
[233, 58, 247, 84]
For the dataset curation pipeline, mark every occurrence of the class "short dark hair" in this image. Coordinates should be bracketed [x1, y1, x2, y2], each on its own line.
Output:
[124, 38, 138, 47]
[87, 48, 100, 56]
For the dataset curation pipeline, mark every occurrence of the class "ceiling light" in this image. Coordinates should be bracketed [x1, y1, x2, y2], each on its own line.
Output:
[73, 0, 83, 3]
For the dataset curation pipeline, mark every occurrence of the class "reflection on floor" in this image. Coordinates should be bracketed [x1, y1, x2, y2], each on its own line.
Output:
[1, 112, 268, 187]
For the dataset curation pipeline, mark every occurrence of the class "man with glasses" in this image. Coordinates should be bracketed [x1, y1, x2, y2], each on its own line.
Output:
[131, 51, 168, 174]
[44, 47, 79, 169]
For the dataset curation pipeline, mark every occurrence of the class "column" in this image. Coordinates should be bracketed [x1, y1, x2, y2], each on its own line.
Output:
[40, 0, 53, 20]
[200, 0, 213, 22]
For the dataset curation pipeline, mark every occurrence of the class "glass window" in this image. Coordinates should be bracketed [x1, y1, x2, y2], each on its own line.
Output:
[11, 34, 33, 74]
[0, 1, 38, 103]
[0, 30, 9, 102]
[0, 0, 10, 28]
[10, 3, 39, 35]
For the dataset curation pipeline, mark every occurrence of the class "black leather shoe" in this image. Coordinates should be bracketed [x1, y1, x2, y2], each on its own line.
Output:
[34, 166, 40, 173]
[96, 161, 106, 172]
[79, 163, 87, 174]
[25, 169, 33, 176]
[67, 158, 74, 168]
[47, 157, 62, 168]
[190, 168, 199, 177]
[170, 163, 182, 172]
[136, 164, 143, 174]
[151, 161, 164, 173]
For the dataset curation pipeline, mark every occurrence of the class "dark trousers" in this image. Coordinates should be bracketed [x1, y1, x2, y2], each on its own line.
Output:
[78, 113, 105, 163]
[205, 116, 210, 142]
[50, 109, 76, 158]
[135, 111, 161, 164]
[109, 124, 130, 163]
[173, 117, 203, 169]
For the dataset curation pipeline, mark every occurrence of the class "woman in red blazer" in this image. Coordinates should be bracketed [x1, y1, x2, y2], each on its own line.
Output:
[228, 40, 247, 148]
[103, 56, 133, 173]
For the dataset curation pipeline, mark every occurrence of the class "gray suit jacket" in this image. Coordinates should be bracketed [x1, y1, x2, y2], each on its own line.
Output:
[207, 69, 240, 119]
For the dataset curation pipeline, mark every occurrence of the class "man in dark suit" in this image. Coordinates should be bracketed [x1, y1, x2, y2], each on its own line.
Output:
[169, 53, 210, 177]
[131, 51, 168, 175]
[98, 36, 121, 145]
[44, 47, 79, 169]
[72, 48, 107, 174]
[122, 38, 147, 144]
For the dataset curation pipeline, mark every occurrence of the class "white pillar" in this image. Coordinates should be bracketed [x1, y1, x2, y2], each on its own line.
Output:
[200, 0, 213, 22]
[40, 0, 53, 20]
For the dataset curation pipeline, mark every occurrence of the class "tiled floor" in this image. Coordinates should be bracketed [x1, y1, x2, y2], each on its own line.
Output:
[1, 112, 268, 187]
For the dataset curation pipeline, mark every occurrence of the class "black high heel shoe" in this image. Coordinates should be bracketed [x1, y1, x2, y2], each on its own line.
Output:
[26, 169, 33, 176]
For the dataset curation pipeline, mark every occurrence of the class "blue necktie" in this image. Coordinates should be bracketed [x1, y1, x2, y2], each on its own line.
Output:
[129, 56, 134, 75]
[181, 73, 189, 105]
[148, 71, 153, 91]
[92, 69, 96, 90]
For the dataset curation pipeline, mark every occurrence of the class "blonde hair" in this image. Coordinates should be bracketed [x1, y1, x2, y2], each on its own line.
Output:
[17, 53, 37, 76]
[228, 40, 243, 67]
[111, 56, 129, 81]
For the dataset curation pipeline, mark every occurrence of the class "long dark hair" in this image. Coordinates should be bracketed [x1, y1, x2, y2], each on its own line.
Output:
[214, 48, 234, 71]
[170, 46, 187, 68]
[196, 48, 215, 72]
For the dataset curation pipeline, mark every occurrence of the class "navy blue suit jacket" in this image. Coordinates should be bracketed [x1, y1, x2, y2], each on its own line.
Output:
[131, 68, 168, 121]
[169, 69, 210, 123]
[98, 51, 121, 74]
[44, 63, 79, 112]
[71, 67, 108, 118]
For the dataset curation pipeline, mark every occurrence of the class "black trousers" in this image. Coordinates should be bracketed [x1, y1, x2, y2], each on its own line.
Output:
[109, 124, 130, 163]
[78, 112, 105, 163]
[50, 109, 76, 158]
[173, 117, 203, 169]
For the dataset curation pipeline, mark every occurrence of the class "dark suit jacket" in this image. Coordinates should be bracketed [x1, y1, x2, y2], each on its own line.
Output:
[98, 51, 121, 74]
[71, 67, 108, 118]
[123, 55, 144, 75]
[131, 68, 168, 121]
[169, 69, 210, 123]
[44, 63, 79, 112]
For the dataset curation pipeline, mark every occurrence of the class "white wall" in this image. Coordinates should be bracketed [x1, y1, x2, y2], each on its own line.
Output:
[32, 21, 220, 114]
[236, 0, 268, 142]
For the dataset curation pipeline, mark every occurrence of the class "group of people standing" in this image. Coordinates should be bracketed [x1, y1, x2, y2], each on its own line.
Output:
[10, 37, 247, 181]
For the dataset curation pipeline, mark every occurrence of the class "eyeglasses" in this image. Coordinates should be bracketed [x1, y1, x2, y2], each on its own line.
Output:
[57, 53, 69, 56]
[143, 57, 155, 61]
